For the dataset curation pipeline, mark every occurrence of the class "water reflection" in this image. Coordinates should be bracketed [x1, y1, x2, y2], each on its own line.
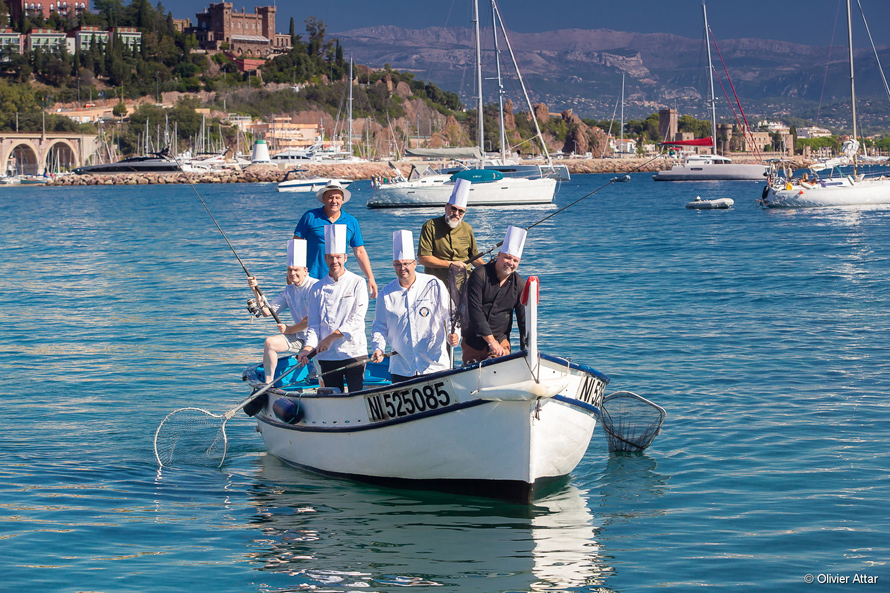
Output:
[244, 456, 614, 592]
[592, 453, 669, 527]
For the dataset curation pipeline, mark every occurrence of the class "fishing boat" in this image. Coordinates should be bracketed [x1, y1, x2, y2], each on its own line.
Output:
[653, 2, 767, 182]
[759, 1, 890, 208]
[74, 148, 181, 174]
[240, 278, 610, 502]
[686, 196, 734, 209]
[369, 0, 564, 208]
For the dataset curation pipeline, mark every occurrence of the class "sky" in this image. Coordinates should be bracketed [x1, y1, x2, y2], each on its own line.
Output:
[173, 0, 890, 48]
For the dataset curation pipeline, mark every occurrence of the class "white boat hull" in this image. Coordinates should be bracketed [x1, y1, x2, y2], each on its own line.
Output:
[248, 352, 607, 502]
[654, 162, 767, 181]
[763, 177, 890, 208]
[367, 176, 557, 208]
[278, 177, 353, 193]
[686, 198, 734, 209]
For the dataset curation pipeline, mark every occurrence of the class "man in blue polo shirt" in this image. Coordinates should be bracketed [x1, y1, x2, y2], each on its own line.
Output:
[293, 181, 378, 298]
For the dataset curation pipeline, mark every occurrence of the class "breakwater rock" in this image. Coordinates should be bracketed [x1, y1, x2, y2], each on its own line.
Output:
[47, 155, 811, 186]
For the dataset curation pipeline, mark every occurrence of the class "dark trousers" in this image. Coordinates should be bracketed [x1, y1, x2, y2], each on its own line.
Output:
[390, 373, 414, 384]
[319, 358, 365, 393]
[461, 338, 510, 364]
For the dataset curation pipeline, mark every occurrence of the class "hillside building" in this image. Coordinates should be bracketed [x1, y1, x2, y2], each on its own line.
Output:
[189, 2, 290, 58]
[5, 0, 89, 23]
[0, 28, 22, 55]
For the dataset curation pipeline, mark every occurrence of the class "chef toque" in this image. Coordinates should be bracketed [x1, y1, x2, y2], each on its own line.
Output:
[287, 238, 307, 268]
[324, 224, 347, 255]
[392, 230, 415, 261]
[448, 178, 471, 209]
[499, 225, 527, 259]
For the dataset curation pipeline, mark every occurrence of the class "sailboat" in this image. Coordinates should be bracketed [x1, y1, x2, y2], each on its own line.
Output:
[653, 1, 768, 182]
[278, 59, 357, 193]
[759, 0, 890, 208]
[367, 0, 561, 208]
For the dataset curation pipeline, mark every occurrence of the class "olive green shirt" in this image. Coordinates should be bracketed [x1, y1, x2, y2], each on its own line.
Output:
[417, 216, 479, 284]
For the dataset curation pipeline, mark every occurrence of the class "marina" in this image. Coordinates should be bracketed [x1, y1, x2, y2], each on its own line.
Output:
[2, 174, 889, 590]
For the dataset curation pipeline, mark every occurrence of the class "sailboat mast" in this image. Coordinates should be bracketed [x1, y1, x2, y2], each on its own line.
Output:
[473, 0, 484, 154]
[491, 0, 506, 163]
[703, 1, 718, 155]
[619, 73, 625, 157]
[490, 0, 552, 164]
[846, 0, 858, 174]
[348, 58, 354, 158]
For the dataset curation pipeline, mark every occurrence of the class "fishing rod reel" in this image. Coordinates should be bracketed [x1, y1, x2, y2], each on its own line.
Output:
[245, 298, 264, 319]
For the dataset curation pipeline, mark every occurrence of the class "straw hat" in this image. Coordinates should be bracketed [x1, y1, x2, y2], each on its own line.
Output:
[316, 181, 352, 203]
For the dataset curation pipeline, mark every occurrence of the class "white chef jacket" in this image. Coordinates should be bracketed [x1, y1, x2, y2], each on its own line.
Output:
[304, 269, 369, 361]
[371, 272, 452, 377]
[268, 276, 318, 341]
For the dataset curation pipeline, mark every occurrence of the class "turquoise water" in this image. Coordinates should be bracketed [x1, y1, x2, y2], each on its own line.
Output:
[1, 175, 888, 591]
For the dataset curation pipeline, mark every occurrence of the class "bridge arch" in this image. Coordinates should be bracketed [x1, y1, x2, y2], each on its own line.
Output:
[3, 141, 40, 176]
[44, 139, 79, 172]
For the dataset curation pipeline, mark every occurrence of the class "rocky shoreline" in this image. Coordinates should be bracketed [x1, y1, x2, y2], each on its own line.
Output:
[46, 156, 810, 186]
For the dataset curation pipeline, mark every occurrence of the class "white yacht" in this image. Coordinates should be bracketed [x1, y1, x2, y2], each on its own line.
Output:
[369, 0, 563, 208]
[654, 154, 767, 181]
[759, 1, 890, 208]
[654, 2, 767, 182]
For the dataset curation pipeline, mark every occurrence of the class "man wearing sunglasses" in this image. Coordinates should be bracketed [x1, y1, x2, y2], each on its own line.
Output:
[417, 178, 483, 287]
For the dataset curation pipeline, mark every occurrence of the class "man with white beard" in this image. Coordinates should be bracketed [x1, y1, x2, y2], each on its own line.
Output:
[417, 179, 483, 286]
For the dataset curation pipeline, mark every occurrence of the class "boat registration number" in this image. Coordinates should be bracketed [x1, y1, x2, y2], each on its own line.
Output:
[364, 381, 454, 422]
[576, 375, 605, 408]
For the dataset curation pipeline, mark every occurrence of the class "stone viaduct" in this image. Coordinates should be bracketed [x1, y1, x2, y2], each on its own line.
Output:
[1, 132, 101, 175]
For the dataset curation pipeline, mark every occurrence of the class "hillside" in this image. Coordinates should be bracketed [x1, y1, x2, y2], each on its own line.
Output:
[334, 25, 890, 133]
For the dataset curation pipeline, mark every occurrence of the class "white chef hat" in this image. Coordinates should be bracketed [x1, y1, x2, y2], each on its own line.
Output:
[448, 178, 471, 209]
[392, 230, 415, 261]
[287, 238, 307, 268]
[500, 225, 527, 259]
[324, 224, 347, 255]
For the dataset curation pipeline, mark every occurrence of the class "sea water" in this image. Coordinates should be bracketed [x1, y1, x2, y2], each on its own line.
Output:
[1, 174, 888, 592]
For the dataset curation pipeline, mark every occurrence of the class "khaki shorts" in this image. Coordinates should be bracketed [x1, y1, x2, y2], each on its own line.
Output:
[283, 333, 305, 352]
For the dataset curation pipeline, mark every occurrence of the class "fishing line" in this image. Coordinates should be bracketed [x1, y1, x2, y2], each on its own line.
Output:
[170, 152, 283, 325]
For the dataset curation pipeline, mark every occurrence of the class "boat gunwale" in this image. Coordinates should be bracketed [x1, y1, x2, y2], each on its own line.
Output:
[243, 350, 610, 401]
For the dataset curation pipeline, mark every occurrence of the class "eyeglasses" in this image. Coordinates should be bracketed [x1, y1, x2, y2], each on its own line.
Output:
[447, 206, 466, 215]
[393, 261, 416, 269]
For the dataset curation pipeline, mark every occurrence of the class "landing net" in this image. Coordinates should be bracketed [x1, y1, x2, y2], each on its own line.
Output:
[153, 407, 228, 468]
[598, 391, 666, 453]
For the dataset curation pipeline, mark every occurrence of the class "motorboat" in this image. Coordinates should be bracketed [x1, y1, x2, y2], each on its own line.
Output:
[240, 277, 611, 502]
[278, 172, 353, 193]
[759, 0, 890, 209]
[74, 148, 181, 174]
[612, 174, 631, 183]
[686, 196, 734, 209]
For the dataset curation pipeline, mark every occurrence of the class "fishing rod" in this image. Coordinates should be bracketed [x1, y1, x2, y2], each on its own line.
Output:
[465, 154, 665, 263]
[171, 151, 283, 325]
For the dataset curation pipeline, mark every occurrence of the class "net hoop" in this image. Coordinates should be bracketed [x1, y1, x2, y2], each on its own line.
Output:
[153, 407, 229, 469]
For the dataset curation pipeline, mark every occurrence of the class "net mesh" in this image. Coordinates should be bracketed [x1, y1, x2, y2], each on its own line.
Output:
[598, 391, 666, 453]
[153, 408, 228, 468]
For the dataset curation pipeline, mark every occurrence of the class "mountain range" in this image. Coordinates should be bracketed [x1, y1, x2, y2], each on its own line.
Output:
[334, 25, 890, 133]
